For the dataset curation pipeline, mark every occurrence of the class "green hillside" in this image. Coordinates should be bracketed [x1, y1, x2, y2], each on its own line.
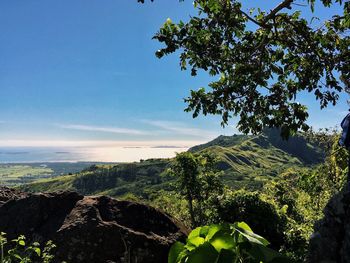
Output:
[20, 129, 325, 197]
[188, 134, 249, 152]
[20, 159, 171, 198]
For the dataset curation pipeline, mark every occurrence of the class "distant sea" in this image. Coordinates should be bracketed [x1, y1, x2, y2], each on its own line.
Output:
[0, 146, 189, 163]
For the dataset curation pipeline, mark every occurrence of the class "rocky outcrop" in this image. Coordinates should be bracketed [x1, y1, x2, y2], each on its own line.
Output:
[307, 188, 350, 263]
[0, 190, 188, 263]
[0, 186, 28, 205]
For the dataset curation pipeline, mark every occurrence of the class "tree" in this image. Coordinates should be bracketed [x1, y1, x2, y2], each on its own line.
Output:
[169, 152, 223, 227]
[140, 0, 350, 138]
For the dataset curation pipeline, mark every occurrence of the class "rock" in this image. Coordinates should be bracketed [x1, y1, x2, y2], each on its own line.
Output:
[307, 188, 350, 262]
[0, 186, 28, 206]
[0, 189, 188, 263]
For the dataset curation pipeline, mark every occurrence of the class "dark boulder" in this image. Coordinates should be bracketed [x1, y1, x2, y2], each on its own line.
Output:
[0, 190, 188, 263]
[307, 187, 350, 262]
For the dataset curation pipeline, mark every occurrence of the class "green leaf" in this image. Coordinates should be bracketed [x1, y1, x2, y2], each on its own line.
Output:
[234, 222, 270, 246]
[216, 249, 237, 263]
[187, 242, 219, 263]
[248, 243, 294, 263]
[235, 222, 252, 232]
[209, 232, 235, 252]
[188, 237, 205, 248]
[188, 227, 201, 239]
[168, 242, 185, 263]
[18, 240, 25, 246]
[199, 226, 210, 238]
[34, 247, 41, 256]
[205, 224, 223, 241]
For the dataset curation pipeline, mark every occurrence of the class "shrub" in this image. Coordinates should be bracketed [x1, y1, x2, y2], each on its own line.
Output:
[216, 191, 287, 250]
[0, 232, 56, 263]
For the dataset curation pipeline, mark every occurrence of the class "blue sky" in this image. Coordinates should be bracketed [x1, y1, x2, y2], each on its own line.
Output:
[0, 0, 348, 149]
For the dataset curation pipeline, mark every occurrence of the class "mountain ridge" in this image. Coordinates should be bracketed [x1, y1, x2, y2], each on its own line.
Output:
[19, 129, 324, 197]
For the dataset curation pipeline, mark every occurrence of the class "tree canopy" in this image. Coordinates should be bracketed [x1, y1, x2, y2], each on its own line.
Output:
[140, 0, 350, 138]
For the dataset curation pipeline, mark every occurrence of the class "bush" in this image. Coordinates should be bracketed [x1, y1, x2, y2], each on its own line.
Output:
[216, 191, 287, 250]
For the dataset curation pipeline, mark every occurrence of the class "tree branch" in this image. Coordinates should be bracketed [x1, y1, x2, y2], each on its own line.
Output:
[239, 10, 264, 27]
[239, 0, 294, 28]
[263, 0, 294, 23]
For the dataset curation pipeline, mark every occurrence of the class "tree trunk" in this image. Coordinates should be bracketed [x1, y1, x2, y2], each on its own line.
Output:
[187, 194, 196, 228]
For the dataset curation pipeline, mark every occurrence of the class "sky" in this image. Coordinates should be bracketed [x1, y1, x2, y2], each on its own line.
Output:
[0, 0, 348, 160]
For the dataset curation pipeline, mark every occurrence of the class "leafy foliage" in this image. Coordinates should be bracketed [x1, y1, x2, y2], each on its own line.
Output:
[261, 169, 317, 260]
[150, 0, 350, 138]
[168, 222, 292, 263]
[0, 233, 56, 263]
[259, 129, 350, 261]
[299, 129, 349, 206]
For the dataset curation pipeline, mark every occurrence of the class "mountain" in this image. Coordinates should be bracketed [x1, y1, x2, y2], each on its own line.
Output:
[188, 128, 324, 189]
[20, 129, 324, 197]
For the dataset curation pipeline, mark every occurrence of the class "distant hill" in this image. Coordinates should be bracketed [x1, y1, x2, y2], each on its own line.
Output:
[20, 129, 324, 197]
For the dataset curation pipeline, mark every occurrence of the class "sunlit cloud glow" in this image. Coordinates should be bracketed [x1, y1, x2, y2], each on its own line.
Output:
[0, 139, 204, 148]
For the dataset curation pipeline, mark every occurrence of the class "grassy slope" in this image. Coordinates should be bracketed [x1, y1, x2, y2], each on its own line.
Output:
[20, 130, 324, 197]
[201, 136, 303, 189]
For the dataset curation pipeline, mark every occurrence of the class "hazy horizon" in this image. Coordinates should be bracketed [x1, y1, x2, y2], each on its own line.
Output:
[0, 139, 207, 163]
[0, 145, 191, 163]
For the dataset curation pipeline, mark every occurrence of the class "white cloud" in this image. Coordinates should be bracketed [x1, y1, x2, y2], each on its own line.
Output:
[56, 124, 150, 136]
[143, 120, 219, 139]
